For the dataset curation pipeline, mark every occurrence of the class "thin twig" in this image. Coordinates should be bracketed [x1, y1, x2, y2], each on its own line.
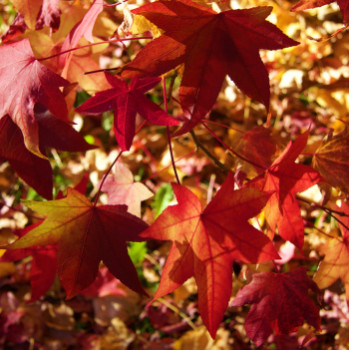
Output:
[157, 297, 197, 330]
[93, 151, 123, 206]
[297, 195, 349, 232]
[38, 36, 153, 62]
[141, 150, 196, 183]
[201, 120, 266, 170]
[104, 0, 128, 7]
[203, 119, 245, 133]
[297, 195, 349, 217]
[162, 77, 180, 184]
[189, 130, 229, 172]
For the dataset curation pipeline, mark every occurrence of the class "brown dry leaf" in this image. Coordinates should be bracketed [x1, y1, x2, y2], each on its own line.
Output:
[0, 262, 16, 278]
[315, 89, 349, 117]
[173, 277, 198, 304]
[99, 317, 135, 350]
[43, 303, 75, 331]
[93, 291, 140, 326]
[313, 129, 349, 194]
[0, 228, 18, 246]
[19, 303, 46, 342]
[173, 326, 232, 350]
[337, 324, 349, 349]
[334, 31, 349, 63]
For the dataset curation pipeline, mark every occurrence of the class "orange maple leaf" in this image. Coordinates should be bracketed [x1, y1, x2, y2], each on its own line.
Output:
[141, 172, 279, 337]
[314, 202, 349, 302]
[249, 133, 322, 249]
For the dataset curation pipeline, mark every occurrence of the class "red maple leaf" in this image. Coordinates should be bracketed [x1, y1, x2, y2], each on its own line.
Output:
[0, 110, 93, 199]
[1, 14, 27, 43]
[80, 267, 126, 298]
[292, 0, 349, 24]
[0, 116, 52, 199]
[8, 188, 148, 298]
[76, 74, 179, 151]
[122, 0, 298, 134]
[249, 133, 322, 249]
[231, 268, 321, 347]
[0, 222, 58, 302]
[0, 39, 69, 156]
[140, 172, 279, 337]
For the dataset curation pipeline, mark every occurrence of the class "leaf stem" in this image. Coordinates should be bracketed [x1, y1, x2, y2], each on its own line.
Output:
[157, 297, 196, 330]
[203, 119, 245, 133]
[297, 195, 349, 217]
[162, 77, 180, 184]
[307, 24, 348, 42]
[104, 0, 129, 7]
[37, 36, 153, 62]
[309, 222, 338, 240]
[189, 130, 229, 172]
[141, 150, 196, 183]
[201, 120, 266, 170]
[93, 151, 123, 206]
[297, 195, 349, 232]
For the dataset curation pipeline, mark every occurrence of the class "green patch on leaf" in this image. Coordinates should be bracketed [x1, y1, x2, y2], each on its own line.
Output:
[129, 241, 147, 265]
[152, 183, 174, 218]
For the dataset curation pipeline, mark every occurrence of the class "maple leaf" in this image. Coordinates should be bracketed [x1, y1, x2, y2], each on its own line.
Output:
[0, 39, 69, 156]
[122, 0, 298, 134]
[292, 0, 349, 24]
[8, 188, 148, 298]
[36, 0, 61, 30]
[11, 0, 42, 29]
[101, 162, 153, 217]
[1, 14, 28, 43]
[0, 176, 91, 301]
[0, 111, 93, 199]
[231, 267, 321, 347]
[314, 202, 349, 303]
[0, 223, 58, 302]
[76, 74, 179, 151]
[11, 0, 61, 31]
[141, 172, 279, 337]
[236, 126, 276, 173]
[80, 267, 127, 298]
[0, 116, 53, 199]
[312, 129, 349, 194]
[60, 0, 104, 68]
[249, 133, 322, 249]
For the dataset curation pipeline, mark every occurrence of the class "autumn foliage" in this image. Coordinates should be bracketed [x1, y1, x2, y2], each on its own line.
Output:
[1, 0, 349, 348]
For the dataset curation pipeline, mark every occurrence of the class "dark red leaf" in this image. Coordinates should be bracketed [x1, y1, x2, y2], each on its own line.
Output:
[231, 268, 321, 346]
[76, 74, 179, 150]
[122, 0, 298, 134]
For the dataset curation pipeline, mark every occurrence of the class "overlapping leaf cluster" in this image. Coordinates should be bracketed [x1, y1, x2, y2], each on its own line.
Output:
[1, 0, 349, 347]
